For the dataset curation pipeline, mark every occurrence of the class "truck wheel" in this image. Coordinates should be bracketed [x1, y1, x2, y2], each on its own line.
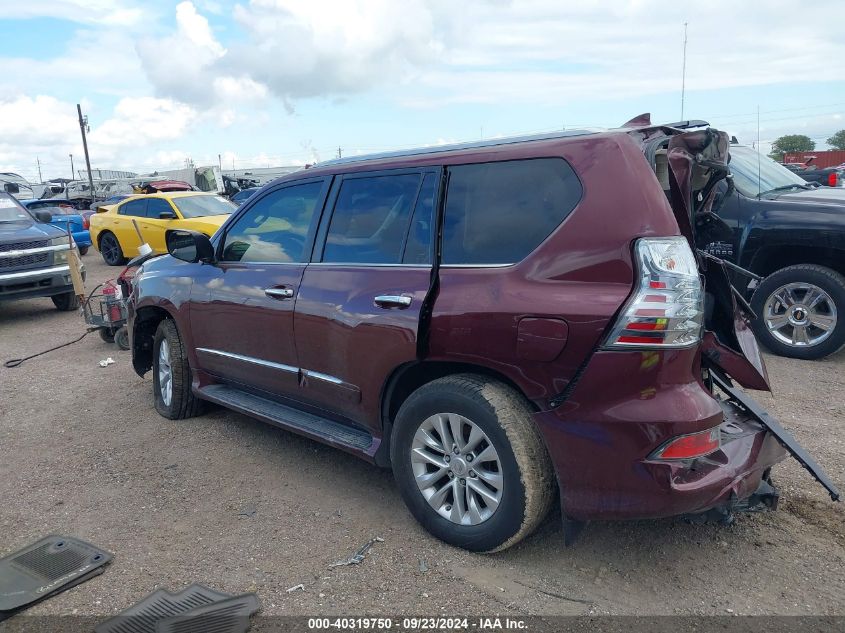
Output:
[390, 374, 555, 552]
[78, 246, 89, 256]
[99, 232, 126, 266]
[152, 319, 204, 419]
[751, 264, 845, 360]
[51, 291, 80, 311]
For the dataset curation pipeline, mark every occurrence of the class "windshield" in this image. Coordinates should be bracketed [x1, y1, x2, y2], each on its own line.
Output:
[171, 195, 236, 218]
[44, 206, 77, 216]
[0, 193, 32, 222]
[729, 146, 809, 197]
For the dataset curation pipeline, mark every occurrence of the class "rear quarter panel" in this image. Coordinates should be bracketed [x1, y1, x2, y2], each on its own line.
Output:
[428, 133, 682, 407]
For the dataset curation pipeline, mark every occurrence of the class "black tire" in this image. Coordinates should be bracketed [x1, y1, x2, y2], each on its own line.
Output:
[99, 232, 126, 266]
[390, 374, 555, 552]
[51, 291, 80, 311]
[152, 319, 204, 419]
[114, 326, 130, 350]
[78, 246, 89, 256]
[751, 264, 845, 360]
[99, 328, 115, 343]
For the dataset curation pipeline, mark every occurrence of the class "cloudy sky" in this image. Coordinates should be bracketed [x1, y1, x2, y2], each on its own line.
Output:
[1, 0, 843, 182]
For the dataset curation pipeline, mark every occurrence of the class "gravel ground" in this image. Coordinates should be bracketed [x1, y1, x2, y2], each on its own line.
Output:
[0, 255, 843, 620]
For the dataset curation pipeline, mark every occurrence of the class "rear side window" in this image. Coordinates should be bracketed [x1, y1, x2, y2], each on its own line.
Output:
[442, 158, 581, 265]
[322, 173, 421, 264]
[402, 173, 436, 265]
[119, 199, 147, 217]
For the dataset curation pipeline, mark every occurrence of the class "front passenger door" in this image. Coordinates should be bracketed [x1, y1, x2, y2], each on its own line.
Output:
[188, 178, 329, 400]
[139, 197, 178, 253]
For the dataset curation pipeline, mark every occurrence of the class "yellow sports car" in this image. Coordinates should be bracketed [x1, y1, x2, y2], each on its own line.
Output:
[90, 192, 236, 265]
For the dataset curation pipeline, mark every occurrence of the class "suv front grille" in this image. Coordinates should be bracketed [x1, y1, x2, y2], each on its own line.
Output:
[0, 240, 51, 271]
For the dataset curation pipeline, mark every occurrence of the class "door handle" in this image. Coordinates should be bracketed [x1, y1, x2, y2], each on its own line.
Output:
[265, 287, 295, 300]
[374, 294, 412, 308]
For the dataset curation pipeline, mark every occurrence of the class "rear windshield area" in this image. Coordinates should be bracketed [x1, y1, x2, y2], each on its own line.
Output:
[442, 158, 581, 265]
[171, 195, 237, 218]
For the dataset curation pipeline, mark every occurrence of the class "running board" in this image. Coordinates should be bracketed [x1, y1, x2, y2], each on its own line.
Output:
[710, 370, 840, 502]
[199, 384, 374, 452]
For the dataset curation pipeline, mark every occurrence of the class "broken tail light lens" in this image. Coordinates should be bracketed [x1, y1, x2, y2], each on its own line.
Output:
[650, 427, 721, 460]
[605, 237, 703, 348]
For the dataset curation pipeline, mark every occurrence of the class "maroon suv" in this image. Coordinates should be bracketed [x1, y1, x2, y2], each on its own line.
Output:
[128, 120, 837, 551]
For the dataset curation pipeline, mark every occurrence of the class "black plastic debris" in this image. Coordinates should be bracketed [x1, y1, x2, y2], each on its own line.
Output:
[95, 585, 231, 633]
[0, 535, 111, 620]
[155, 593, 260, 633]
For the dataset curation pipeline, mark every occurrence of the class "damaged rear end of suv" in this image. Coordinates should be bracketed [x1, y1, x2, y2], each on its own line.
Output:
[128, 118, 839, 552]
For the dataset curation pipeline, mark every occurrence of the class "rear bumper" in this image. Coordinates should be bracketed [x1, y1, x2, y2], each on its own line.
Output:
[0, 264, 80, 301]
[533, 349, 787, 521]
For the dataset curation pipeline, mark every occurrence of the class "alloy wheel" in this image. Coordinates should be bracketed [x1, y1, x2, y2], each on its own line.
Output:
[763, 282, 837, 347]
[158, 339, 172, 406]
[101, 235, 120, 264]
[410, 412, 503, 526]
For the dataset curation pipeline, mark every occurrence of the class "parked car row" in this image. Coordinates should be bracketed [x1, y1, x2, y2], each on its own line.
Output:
[123, 119, 838, 552]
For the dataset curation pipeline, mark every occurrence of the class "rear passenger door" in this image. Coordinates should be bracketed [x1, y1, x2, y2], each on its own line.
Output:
[114, 198, 148, 254]
[293, 168, 439, 428]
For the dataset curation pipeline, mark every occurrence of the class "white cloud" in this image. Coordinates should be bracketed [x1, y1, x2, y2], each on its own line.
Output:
[0, 0, 144, 26]
[88, 97, 197, 149]
[0, 95, 198, 179]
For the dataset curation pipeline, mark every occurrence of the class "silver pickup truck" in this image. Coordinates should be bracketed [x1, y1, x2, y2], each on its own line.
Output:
[0, 192, 83, 310]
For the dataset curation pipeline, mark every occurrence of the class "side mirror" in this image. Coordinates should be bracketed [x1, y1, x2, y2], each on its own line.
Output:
[159, 211, 176, 220]
[166, 229, 214, 263]
[34, 210, 53, 223]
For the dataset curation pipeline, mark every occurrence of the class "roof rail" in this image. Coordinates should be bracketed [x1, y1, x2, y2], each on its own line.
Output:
[316, 128, 596, 168]
[661, 119, 710, 129]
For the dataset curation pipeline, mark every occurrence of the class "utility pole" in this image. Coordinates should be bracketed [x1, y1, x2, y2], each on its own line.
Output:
[337, 147, 342, 159]
[76, 104, 95, 202]
[680, 22, 688, 120]
[218, 153, 222, 172]
[69, 154, 74, 179]
[36, 157, 43, 183]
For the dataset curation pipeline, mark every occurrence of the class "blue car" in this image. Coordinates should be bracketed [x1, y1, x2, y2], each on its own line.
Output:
[20, 199, 92, 255]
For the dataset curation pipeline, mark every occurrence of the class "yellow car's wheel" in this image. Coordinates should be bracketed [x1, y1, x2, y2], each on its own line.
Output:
[99, 232, 126, 266]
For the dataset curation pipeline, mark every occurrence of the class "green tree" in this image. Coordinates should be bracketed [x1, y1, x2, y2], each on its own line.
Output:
[827, 130, 845, 150]
[768, 134, 816, 161]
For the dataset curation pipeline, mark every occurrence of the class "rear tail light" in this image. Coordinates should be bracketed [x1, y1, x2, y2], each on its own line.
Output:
[650, 427, 720, 460]
[82, 215, 90, 229]
[605, 237, 703, 348]
[829, 172, 839, 187]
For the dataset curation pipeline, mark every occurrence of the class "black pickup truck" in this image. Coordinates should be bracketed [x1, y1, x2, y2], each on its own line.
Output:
[0, 192, 83, 310]
[785, 164, 844, 188]
[703, 145, 845, 359]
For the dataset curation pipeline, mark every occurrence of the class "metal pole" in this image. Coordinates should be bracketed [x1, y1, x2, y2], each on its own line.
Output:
[69, 154, 74, 179]
[77, 104, 96, 203]
[36, 157, 43, 184]
[681, 22, 688, 120]
[218, 153, 222, 172]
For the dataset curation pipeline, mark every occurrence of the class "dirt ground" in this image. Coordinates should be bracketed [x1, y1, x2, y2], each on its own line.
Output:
[1, 254, 843, 620]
